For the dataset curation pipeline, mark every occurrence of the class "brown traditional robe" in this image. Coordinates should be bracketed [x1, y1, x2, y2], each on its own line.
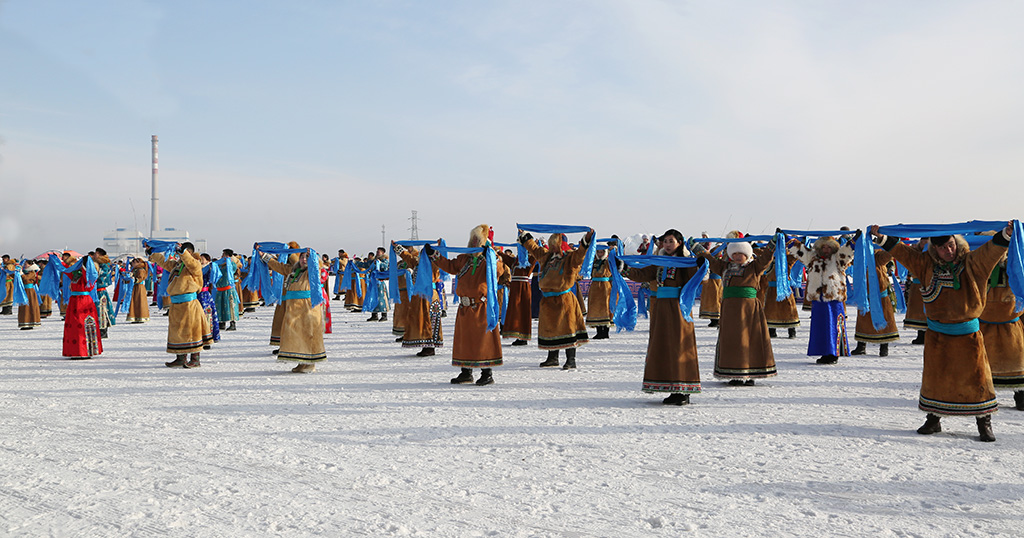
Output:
[266, 257, 326, 363]
[431, 252, 506, 367]
[763, 256, 800, 329]
[980, 263, 1024, 389]
[623, 262, 701, 393]
[882, 234, 1007, 416]
[521, 234, 592, 350]
[150, 251, 206, 355]
[399, 249, 443, 349]
[853, 250, 900, 343]
[127, 262, 150, 323]
[697, 246, 777, 380]
[18, 272, 41, 328]
[586, 258, 613, 327]
[499, 251, 533, 340]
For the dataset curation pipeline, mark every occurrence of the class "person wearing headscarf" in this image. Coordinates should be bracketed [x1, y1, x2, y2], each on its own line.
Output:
[586, 244, 614, 339]
[91, 248, 116, 338]
[498, 249, 535, 346]
[149, 242, 205, 368]
[692, 239, 777, 384]
[519, 227, 595, 370]
[425, 224, 507, 385]
[850, 249, 900, 357]
[260, 244, 326, 373]
[394, 242, 444, 356]
[198, 253, 220, 349]
[59, 253, 103, 359]
[18, 262, 42, 329]
[126, 258, 150, 323]
[871, 224, 1012, 442]
[270, 242, 302, 354]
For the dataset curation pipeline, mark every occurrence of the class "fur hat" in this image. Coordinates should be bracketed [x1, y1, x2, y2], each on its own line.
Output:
[24, 263, 39, 272]
[548, 233, 571, 253]
[726, 230, 744, 239]
[727, 242, 753, 259]
[812, 236, 840, 255]
[927, 234, 969, 264]
[468, 224, 489, 248]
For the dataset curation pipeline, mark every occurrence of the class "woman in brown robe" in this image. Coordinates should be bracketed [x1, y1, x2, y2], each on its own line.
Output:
[979, 254, 1024, 411]
[693, 240, 777, 385]
[621, 229, 701, 405]
[427, 224, 507, 385]
[395, 243, 444, 357]
[261, 246, 326, 373]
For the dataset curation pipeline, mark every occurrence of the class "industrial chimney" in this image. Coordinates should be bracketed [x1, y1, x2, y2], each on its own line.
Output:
[151, 135, 159, 237]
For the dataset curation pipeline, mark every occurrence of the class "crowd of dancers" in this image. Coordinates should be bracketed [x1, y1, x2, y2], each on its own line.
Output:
[3, 219, 1022, 443]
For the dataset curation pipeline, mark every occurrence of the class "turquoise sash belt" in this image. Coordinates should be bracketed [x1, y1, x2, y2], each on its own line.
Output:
[980, 317, 1020, 325]
[927, 318, 980, 335]
[70, 291, 91, 296]
[284, 290, 312, 301]
[591, 277, 610, 282]
[170, 292, 197, 304]
[655, 286, 682, 299]
[542, 288, 571, 297]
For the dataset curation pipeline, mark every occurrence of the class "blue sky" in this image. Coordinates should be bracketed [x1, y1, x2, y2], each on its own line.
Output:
[2, 1, 1024, 257]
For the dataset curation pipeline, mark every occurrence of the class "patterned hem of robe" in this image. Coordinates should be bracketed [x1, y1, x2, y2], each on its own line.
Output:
[699, 312, 720, 319]
[904, 319, 928, 330]
[643, 382, 701, 394]
[713, 367, 778, 379]
[19, 322, 41, 328]
[537, 331, 589, 350]
[403, 339, 443, 348]
[167, 341, 204, 354]
[993, 374, 1024, 388]
[854, 331, 900, 343]
[586, 319, 613, 327]
[501, 331, 531, 339]
[126, 317, 149, 323]
[453, 358, 503, 367]
[767, 320, 800, 329]
[277, 353, 327, 363]
[918, 396, 998, 416]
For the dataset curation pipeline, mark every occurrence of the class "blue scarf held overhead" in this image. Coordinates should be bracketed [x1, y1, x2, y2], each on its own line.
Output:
[251, 244, 323, 308]
[517, 223, 597, 278]
[39, 254, 98, 304]
[393, 241, 437, 302]
[244, 242, 287, 305]
[860, 220, 1022, 329]
[618, 254, 709, 322]
[0, 267, 29, 306]
[142, 239, 178, 256]
[493, 241, 530, 270]
[605, 245, 637, 331]
[435, 240, 501, 331]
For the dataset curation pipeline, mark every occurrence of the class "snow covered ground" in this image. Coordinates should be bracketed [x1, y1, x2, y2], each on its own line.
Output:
[2, 295, 1023, 537]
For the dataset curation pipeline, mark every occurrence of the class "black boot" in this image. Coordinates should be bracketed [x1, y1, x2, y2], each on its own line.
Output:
[816, 355, 838, 364]
[272, 349, 279, 355]
[593, 326, 609, 340]
[662, 393, 689, 405]
[788, 328, 797, 339]
[227, 321, 236, 331]
[1, 305, 12, 315]
[379, 313, 387, 322]
[511, 339, 528, 346]
[165, 355, 187, 368]
[768, 328, 777, 338]
[879, 343, 889, 357]
[911, 330, 925, 345]
[333, 294, 341, 301]
[219, 322, 226, 331]
[744, 379, 755, 386]
[851, 342, 867, 355]
[100, 328, 108, 338]
[184, 353, 201, 369]
[416, 347, 435, 357]
[917, 413, 942, 435]
[476, 368, 494, 386]
[450, 368, 473, 384]
[562, 348, 577, 370]
[708, 319, 718, 328]
[977, 415, 995, 442]
[1015, 391, 1024, 411]
[367, 312, 379, 321]
[540, 350, 559, 368]
[728, 379, 744, 386]
[395, 336, 404, 342]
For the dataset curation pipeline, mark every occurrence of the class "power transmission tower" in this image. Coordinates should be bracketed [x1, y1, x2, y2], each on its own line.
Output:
[409, 210, 420, 240]
[381, 225, 385, 248]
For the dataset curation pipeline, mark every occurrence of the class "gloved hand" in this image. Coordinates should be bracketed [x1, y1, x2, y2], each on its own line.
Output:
[615, 258, 625, 273]
[518, 230, 533, 243]
[423, 243, 434, 257]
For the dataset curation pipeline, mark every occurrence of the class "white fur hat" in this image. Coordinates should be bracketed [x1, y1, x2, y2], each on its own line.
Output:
[726, 242, 753, 258]
[24, 263, 40, 272]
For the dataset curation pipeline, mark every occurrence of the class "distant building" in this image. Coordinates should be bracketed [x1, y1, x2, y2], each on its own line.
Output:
[102, 227, 206, 258]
